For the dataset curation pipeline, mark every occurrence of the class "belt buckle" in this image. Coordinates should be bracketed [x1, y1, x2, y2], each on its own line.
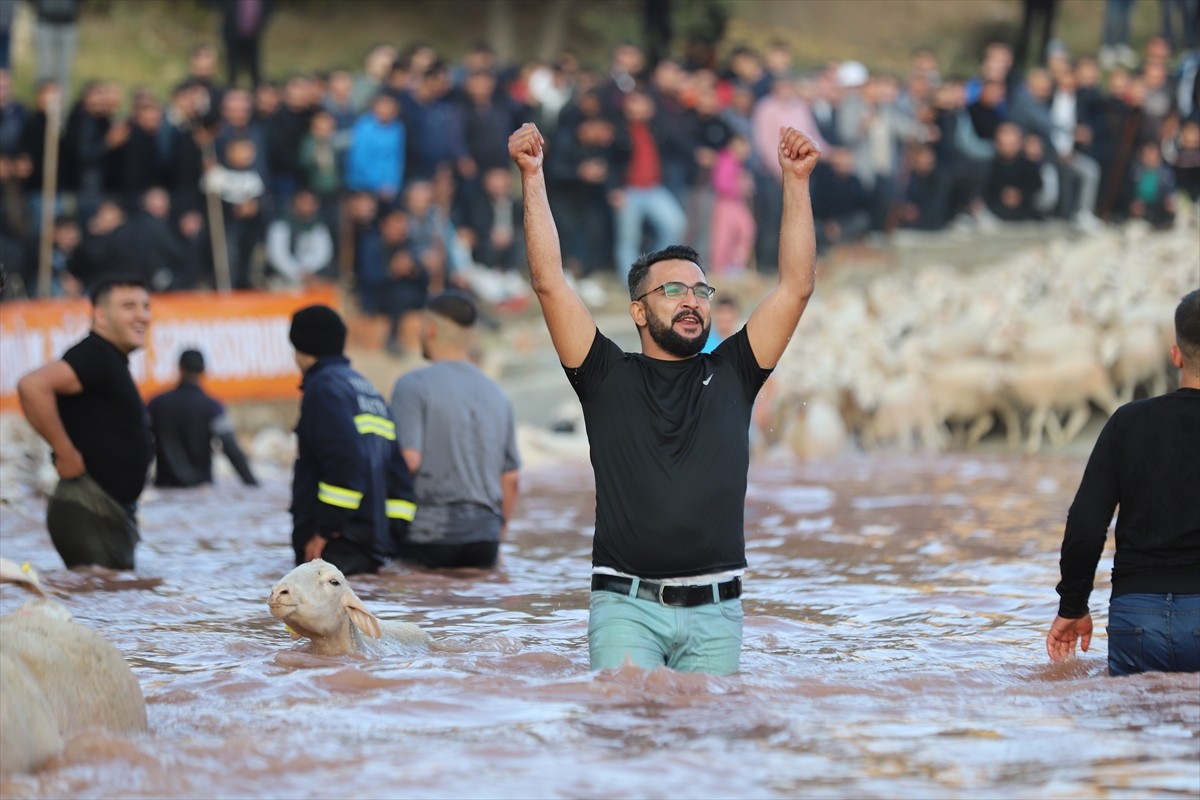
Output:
[655, 582, 670, 606]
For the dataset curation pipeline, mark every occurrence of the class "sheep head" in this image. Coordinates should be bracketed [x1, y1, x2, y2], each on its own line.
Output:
[0, 558, 72, 622]
[0, 557, 49, 598]
[268, 560, 382, 648]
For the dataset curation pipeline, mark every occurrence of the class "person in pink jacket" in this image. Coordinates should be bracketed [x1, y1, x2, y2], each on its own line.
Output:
[709, 133, 757, 275]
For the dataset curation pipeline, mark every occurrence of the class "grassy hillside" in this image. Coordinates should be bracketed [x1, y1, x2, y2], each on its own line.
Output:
[5, 0, 1172, 100]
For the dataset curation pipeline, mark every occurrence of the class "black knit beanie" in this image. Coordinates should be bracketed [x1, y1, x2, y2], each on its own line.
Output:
[289, 304, 346, 357]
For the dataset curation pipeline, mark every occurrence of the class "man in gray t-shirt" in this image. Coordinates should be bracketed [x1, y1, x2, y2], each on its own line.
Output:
[389, 291, 521, 569]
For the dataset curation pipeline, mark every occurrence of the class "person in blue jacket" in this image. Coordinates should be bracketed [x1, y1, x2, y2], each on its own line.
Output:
[288, 304, 417, 575]
[345, 93, 405, 203]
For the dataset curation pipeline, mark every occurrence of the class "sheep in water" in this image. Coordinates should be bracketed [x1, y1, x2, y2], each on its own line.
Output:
[0, 558, 148, 775]
[268, 559, 430, 656]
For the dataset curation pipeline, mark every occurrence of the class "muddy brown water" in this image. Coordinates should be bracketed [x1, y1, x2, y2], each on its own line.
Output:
[1, 453, 1197, 799]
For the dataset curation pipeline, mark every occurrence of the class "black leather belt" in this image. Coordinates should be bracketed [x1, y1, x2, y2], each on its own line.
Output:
[591, 574, 742, 607]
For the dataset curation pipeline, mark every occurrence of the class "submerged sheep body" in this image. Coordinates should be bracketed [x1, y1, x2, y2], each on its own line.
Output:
[0, 559, 148, 775]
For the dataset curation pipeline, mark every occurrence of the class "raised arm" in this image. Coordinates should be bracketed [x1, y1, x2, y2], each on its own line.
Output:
[17, 360, 86, 479]
[745, 126, 820, 369]
[508, 123, 596, 368]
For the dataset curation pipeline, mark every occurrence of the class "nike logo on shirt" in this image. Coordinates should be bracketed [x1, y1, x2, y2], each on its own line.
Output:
[702, 374, 713, 386]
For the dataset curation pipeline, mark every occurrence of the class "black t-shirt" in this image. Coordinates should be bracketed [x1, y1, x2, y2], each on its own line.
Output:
[566, 326, 771, 579]
[59, 332, 153, 506]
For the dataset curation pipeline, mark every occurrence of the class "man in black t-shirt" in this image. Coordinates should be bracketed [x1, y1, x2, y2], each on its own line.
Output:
[1046, 289, 1200, 676]
[17, 275, 154, 570]
[510, 121, 820, 674]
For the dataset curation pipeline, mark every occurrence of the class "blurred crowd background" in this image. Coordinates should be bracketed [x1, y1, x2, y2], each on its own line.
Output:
[0, 0, 1198, 352]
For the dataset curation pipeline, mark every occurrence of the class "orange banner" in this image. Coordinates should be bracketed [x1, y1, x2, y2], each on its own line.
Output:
[0, 287, 340, 414]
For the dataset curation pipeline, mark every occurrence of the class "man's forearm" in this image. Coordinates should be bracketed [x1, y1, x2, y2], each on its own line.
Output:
[521, 172, 564, 295]
[500, 470, 519, 540]
[1056, 507, 1113, 618]
[778, 174, 816, 299]
[17, 379, 75, 457]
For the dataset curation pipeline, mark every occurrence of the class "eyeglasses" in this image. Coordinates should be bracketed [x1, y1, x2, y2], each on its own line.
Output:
[635, 281, 716, 303]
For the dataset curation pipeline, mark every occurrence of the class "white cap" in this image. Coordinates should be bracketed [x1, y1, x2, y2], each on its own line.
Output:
[837, 60, 869, 88]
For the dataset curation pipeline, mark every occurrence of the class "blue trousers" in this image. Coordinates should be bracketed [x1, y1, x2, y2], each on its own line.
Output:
[1106, 593, 1200, 677]
[588, 587, 743, 674]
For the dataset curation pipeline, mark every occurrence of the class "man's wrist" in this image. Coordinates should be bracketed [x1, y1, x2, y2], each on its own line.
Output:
[1057, 603, 1088, 619]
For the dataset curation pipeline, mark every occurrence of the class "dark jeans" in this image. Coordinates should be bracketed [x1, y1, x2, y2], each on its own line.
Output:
[395, 540, 499, 570]
[1107, 593, 1200, 677]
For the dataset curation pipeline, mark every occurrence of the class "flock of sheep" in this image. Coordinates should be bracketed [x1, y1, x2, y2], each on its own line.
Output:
[1, 557, 418, 775]
[758, 221, 1199, 459]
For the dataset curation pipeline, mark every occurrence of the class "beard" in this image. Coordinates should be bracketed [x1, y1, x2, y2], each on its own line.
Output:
[645, 307, 710, 357]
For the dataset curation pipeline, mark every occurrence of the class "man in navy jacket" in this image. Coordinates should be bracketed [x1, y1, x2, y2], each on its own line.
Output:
[288, 304, 416, 575]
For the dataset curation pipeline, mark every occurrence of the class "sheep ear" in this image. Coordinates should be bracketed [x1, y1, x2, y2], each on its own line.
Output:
[343, 592, 383, 640]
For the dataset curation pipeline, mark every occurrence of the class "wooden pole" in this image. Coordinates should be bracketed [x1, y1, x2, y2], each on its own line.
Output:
[205, 178, 232, 293]
[36, 86, 62, 299]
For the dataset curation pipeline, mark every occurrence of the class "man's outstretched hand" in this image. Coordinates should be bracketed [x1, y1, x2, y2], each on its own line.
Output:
[778, 126, 820, 180]
[509, 123, 546, 176]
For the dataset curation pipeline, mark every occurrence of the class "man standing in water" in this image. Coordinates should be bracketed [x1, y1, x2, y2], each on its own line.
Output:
[289, 304, 417, 576]
[508, 121, 819, 674]
[17, 275, 154, 570]
[389, 290, 521, 570]
[1046, 288, 1200, 676]
[148, 349, 258, 488]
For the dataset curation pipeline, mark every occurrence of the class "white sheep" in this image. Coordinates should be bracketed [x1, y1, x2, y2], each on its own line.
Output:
[926, 358, 1022, 449]
[1103, 322, 1171, 404]
[778, 393, 848, 460]
[267, 559, 430, 656]
[1004, 354, 1120, 453]
[0, 558, 148, 775]
[858, 375, 944, 452]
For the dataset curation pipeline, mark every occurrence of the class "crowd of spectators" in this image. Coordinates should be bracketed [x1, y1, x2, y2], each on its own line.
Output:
[1, 10, 1199, 351]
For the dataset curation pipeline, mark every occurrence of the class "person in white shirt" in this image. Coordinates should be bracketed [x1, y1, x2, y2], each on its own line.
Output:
[265, 189, 335, 289]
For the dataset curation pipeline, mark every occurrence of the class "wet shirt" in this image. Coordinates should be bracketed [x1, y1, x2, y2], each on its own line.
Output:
[566, 327, 771, 579]
[58, 332, 152, 506]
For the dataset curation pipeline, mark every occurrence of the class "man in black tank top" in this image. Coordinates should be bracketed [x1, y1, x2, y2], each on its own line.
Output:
[510, 121, 821, 673]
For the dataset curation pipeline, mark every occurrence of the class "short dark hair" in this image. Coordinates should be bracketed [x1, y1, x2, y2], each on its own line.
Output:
[426, 289, 478, 328]
[89, 275, 148, 306]
[1176, 288, 1200, 365]
[627, 245, 704, 300]
[179, 349, 206, 374]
